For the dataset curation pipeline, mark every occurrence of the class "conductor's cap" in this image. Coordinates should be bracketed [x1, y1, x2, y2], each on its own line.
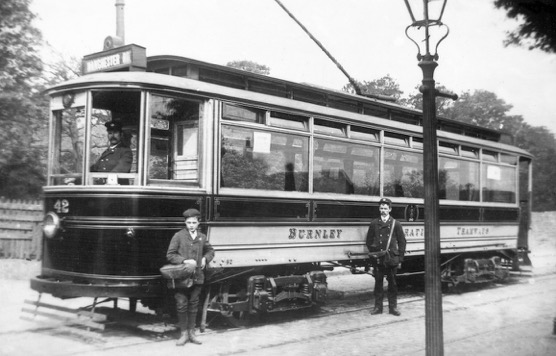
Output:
[183, 208, 201, 219]
[104, 121, 122, 132]
[378, 198, 392, 206]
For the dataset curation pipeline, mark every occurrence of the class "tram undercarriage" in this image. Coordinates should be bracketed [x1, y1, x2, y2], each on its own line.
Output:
[203, 265, 328, 326]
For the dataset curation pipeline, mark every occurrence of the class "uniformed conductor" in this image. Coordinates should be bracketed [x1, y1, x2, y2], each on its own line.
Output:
[366, 198, 406, 316]
[90, 121, 133, 174]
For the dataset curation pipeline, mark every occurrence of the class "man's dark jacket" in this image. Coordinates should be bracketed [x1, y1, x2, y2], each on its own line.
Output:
[366, 216, 406, 265]
[90, 143, 132, 173]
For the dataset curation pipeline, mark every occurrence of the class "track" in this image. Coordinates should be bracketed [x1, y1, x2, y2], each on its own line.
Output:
[3, 270, 553, 356]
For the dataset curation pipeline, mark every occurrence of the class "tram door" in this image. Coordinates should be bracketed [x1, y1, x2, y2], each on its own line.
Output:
[173, 121, 198, 181]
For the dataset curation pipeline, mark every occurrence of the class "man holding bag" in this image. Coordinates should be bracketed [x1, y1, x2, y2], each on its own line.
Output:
[366, 198, 406, 316]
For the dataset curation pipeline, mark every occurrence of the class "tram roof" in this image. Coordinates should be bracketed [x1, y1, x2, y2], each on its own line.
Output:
[146, 55, 513, 144]
[49, 53, 522, 149]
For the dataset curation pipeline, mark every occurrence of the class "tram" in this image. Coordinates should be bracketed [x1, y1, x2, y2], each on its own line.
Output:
[31, 42, 532, 325]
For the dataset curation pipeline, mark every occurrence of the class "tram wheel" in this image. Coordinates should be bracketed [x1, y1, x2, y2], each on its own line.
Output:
[216, 282, 254, 328]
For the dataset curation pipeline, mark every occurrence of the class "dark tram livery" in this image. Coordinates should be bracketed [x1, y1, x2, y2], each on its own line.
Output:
[32, 42, 532, 325]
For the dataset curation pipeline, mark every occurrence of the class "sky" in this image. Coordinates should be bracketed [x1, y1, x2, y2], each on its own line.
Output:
[30, 0, 556, 135]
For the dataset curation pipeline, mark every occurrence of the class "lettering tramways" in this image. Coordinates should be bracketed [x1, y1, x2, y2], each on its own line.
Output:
[32, 44, 533, 326]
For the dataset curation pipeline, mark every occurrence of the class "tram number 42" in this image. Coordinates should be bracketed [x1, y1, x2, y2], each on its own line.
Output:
[53, 199, 70, 214]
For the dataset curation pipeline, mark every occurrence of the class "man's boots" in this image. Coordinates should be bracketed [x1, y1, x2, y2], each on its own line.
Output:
[370, 301, 383, 315]
[176, 330, 189, 346]
[188, 329, 202, 345]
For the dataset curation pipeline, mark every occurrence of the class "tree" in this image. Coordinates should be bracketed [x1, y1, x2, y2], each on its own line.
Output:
[440, 89, 525, 133]
[494, 0, 556, 53]
[0, 0, 45, 199]
[405, 84, 455, 115]
[515, 124, 556, 210]
[226, 60, 270, 75]
[342, 75, 404, 101]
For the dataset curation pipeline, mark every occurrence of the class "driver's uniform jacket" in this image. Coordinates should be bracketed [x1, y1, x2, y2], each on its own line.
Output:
[90, 143, 132, 173]
[365, 216, 406, 264]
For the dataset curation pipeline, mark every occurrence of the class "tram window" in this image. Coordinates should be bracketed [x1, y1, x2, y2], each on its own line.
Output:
[50, 106, 86, 185]
[384, 132, 410, 147]
[412, 137, 423, 150]
[461, 146, 479, 159]
[89, 91, 140, 185]
[148, 95, 200, 183]
[172, 65, 188, 77]
[314, 119, 346, 137]
[500, 154, 518, 165]
[313, 139, 379, 195]
[383, 148, 423, 198]
[482, 164, 516, 203]
[269, 111, 308, 131]
[222, 103, 265, 123]
[439, 142, 459, 155]
[153, 67, 170, 74]
[350, 125, 379, 142]
[482, 150, 498, 162]
[391, 112, 420, 125]
[221, 125, 309, 192]
[439, 157, 480, 201]
[362, 105, 389, 119]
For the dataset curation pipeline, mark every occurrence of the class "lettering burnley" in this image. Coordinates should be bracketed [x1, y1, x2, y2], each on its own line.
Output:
[84, 51, 132, 73]
[288, 228, 343, 240]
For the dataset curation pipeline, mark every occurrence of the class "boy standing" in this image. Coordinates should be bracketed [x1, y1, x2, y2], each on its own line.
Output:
[166, 208, 215, 346]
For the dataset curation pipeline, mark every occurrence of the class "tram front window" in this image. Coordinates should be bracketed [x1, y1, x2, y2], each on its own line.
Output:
[88, 91, 140, 185]
[50, 98, 86, 186]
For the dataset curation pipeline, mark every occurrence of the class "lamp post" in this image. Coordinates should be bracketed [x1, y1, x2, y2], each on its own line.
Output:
[403, 1, 457, 355]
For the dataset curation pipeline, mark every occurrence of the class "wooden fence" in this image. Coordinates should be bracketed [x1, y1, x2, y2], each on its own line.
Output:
[0, 198, 43, 259]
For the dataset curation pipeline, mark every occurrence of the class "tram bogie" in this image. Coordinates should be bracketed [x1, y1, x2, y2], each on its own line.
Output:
[440, 254, 511, 289]
[208, 267, 327, 319]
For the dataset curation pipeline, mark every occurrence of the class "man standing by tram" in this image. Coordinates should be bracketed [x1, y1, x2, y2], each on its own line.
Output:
[90, 121, 133, 182]
[366, 198, 406, 316]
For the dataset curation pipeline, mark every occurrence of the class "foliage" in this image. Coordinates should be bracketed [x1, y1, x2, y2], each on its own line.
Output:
[226, 60, 270, 75]
[342, 75, 404, 101]
[0, 0, 42, 92]
[440, 90, 525, 132]
[0, 0, 46, 199]
[515, 124, 556, 211]
[494, 0, 556, 53]
[405, 84, 455, 115]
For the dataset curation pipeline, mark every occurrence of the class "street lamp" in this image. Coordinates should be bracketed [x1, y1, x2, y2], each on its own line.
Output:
[403, 1, 457, 355]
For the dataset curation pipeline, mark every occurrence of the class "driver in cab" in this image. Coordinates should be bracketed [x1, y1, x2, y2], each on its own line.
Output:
[90, 121, 133, 183]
